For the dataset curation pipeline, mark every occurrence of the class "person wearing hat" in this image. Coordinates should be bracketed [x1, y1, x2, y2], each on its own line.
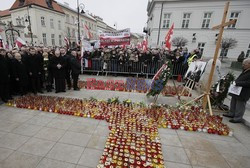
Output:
[223, 58, 250, 123]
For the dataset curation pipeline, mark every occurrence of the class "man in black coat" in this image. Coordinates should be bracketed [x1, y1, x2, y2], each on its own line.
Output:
[27, 47, 42, 94]
[60, 47, 72, 90]
[224, 58, 250, 123]
[12, 53, 29, 95]
[69, 50, 81, 91]
[0, 49, 11, 102]
[51, 49, 66, 93]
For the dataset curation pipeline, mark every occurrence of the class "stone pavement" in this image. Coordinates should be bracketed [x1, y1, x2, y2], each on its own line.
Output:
[0, 75, 249, 168]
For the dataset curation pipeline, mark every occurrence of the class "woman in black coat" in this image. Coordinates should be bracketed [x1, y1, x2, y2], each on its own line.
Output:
[51, 50, 66, 93]
[224, 58, 250, 123]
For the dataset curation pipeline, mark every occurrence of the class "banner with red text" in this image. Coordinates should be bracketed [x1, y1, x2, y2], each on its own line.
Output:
[99, 28, 130, 47]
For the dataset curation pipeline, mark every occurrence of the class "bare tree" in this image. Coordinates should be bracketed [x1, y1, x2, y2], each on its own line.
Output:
[220, 37, 237, 61]
[172, 37, 188, 48]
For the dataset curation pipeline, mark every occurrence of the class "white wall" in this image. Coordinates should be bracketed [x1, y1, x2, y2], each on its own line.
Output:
[147, 0, 250, 59]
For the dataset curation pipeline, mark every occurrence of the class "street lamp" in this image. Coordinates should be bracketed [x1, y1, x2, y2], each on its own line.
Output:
[77, 0, 85, 44]
[25, 5, 33, 46]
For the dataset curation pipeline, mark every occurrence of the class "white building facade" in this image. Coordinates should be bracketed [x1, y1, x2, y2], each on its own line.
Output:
[146, 0, 250, 59]
[0, 0, 115, 48]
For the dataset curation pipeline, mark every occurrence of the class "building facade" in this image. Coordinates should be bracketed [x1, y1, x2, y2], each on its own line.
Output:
[146, 0, 250, 59]
[0, 0, 116, 48]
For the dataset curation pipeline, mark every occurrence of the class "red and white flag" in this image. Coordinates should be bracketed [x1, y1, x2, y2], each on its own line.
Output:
[0, 35, 5, 49]
[16, 37, 26, 48]
[64, 37, 69, 47]
[83, 23, 93, 40]
[142, 37, 148, 52]
[165, 23, 174, 51]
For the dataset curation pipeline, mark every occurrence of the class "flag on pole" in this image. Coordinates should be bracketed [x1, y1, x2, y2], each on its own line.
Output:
[165, 23, 174, 51]
[0, 35, 5, 49]
[16, 37, 26, 48]
[83, 23, 93, 40]
[142, 37, 148, 52]
[64, 37, 69, 47]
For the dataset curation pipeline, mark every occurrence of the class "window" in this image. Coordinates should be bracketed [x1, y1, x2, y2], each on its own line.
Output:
[228, 12, 240, 28]
[41, 17, 45, 26]
[59, 35, 62, 46]
[89, 22, 91, 29]
[182, 13, 191, 28]
[198, 43, 206, 57]
[51, 34, 55, 46]
[42, 33, 47, 46]
[58, 20, 61, 30]
[16, 17, 21, 25]
[163, 13, 171, 28]
[246, 43, 250, 57]
[67, 27, 71, 37]
[72, 16, 75, 24]
[50, 19, 54, 28]
[72, 29, 75, 37]
[21, 17, 25, 25]
[202, 12, 212, 28]
[66, 14, 70, 23]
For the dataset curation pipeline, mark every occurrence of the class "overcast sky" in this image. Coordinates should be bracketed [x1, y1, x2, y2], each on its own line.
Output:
[0, 0, 148, 33]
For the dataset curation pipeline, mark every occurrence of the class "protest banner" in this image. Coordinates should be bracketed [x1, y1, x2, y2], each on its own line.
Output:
[99, 28, 130, 47]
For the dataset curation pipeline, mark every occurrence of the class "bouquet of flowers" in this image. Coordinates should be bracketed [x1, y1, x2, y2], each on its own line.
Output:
[147, 61, 173, 97]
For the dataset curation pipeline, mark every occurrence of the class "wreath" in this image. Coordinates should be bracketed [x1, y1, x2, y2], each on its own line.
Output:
[210, 72, 235, 107]
[147, 61, 173, 97]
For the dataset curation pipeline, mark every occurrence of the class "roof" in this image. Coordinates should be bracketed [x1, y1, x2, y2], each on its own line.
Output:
[0, 9, 11, 17]
[10, 0, 64, 14]
[58, 2, 96, 21]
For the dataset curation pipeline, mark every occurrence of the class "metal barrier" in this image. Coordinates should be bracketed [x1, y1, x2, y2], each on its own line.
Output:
[82, 58, 187, 78]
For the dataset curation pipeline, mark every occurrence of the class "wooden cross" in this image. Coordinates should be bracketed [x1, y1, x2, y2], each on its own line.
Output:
[202, 1, 237, 115]
[182, 1, 237, 116]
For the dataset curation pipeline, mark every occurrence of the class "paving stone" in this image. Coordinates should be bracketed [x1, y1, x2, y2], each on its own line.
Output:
[59, 131, 91, 147]
[46, 143, 84, 164]
[0, 148, 14, 162]
[185, 149, 230, 168]
[0, 133, 29, 150]
[160, 134, 182, 147]
[18, 137, 55, 156]
[68, 122, 97, 135]
[26, 115, 53, 126]
[87, 135, 107, 150]
[222, 153, 250, 168]
[34, 127, 66, 142]
[12, 123, 43, 137]
[164, 161, 192, 168]
[78, 148, 103, 167]
[162, 145, 190, 164]
[46, 119, 74, 130]
[0, 119, 21, 132]
[36, 158, 76, 168]
[0, 151, 42, 168]
[179, 135, 218, 152]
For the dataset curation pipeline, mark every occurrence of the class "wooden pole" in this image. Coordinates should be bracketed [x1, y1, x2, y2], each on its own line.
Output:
[202, 1, 230, 110]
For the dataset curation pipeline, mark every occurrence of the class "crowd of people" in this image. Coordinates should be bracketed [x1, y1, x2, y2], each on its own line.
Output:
[82, 46, 202, 75]
[0, 47, 81, 103]
[0, 45, 202, 103]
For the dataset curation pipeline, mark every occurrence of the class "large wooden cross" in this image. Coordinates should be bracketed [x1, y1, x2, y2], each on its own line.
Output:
[183, 1, 236, 115]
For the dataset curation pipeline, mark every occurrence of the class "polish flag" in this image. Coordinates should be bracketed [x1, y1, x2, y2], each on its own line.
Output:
[142, 37, 148, 52]
[16, 37, 26, 48]
[64, 37, 69, 47]
[165, 23, 174, 51]
[0, 35, 5, 49]
[83, 23, 93, 40]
